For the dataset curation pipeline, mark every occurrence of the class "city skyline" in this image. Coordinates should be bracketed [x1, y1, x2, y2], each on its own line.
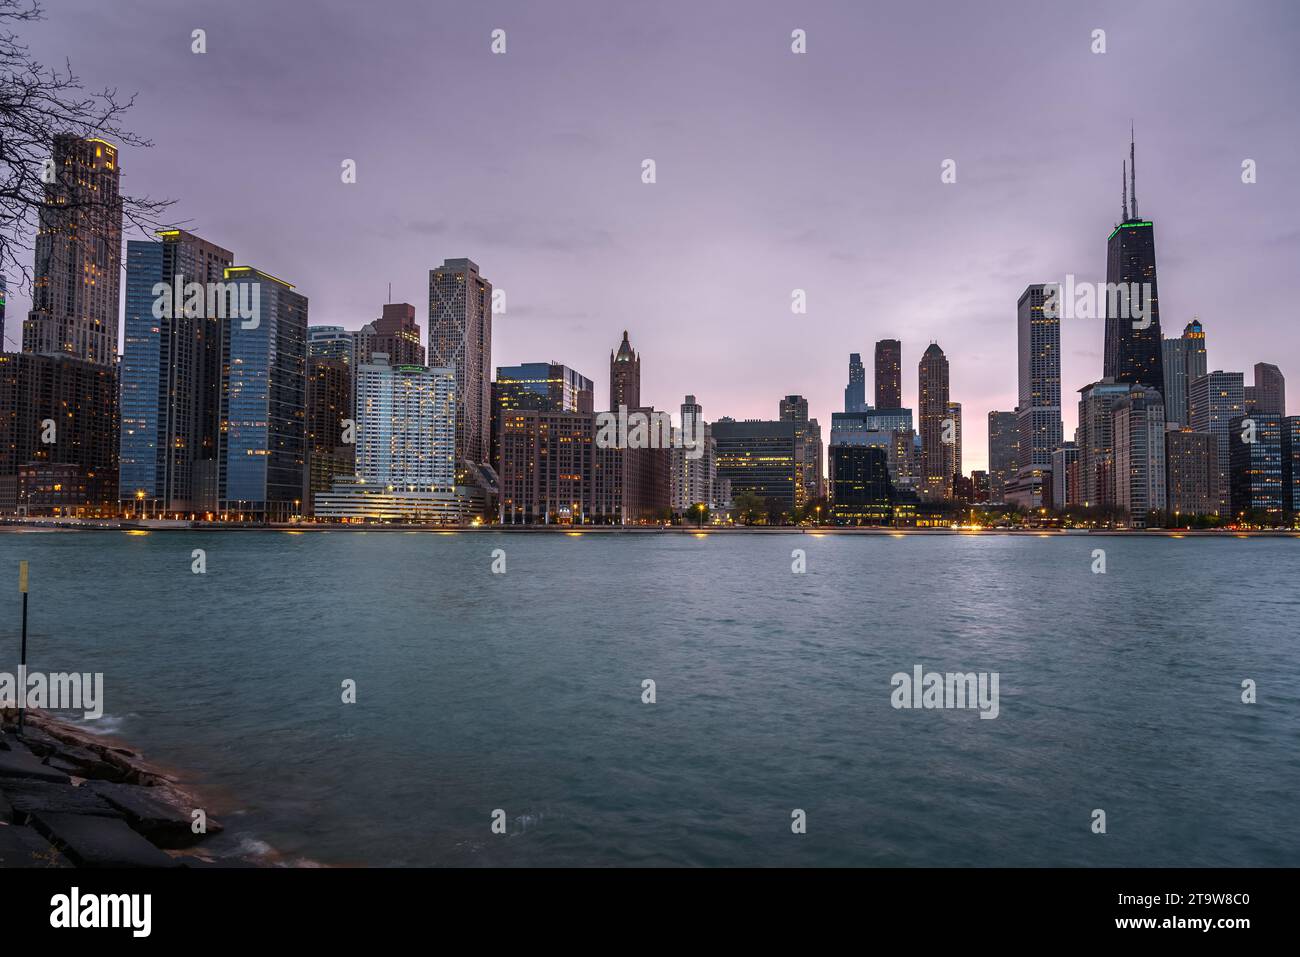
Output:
[4, 1, 1299, 475]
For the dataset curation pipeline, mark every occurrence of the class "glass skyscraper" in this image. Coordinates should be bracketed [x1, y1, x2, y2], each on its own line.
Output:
[218, 267, 308, 520]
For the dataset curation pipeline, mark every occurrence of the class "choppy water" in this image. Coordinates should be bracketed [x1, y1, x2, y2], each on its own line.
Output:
[1, 529, 1297, 866]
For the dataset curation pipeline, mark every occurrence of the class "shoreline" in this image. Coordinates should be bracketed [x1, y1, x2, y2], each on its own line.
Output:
[0, 708, 283, 868]
[1, 520, 1297, 537]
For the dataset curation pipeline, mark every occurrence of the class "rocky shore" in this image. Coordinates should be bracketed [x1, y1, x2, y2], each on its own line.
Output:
[0, 709, 259, 868]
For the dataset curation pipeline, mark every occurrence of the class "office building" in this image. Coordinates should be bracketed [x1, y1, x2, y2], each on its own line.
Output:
[1165, 426, 1218, 518]
[217, 267, 308, 521]
[1103, 131, 1164, 392]
[1249, 362, 1286, 416]
[119, 228, 233, 515]
[1228, 413, 1284, 522]
[918, 343, 951, 499]
[875, 339, 902, 410]
[829, 444, 893, 525]
[1077, 378, 1133, 508]
[1113, 385, 1167, 526]
[987, 410, 1019, 503]
[844, 353, 866, 413]
[712, 418, 800, 513]
[429, 258, 493, 474]
[0, 353, 118, 514]
[1189, 371, 1245, 515]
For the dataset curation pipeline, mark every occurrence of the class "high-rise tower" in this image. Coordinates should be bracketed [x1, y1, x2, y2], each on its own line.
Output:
[610, 330, 641, 410]
[23, 136, 123, 366]
[918, 343, 951, 499]
[844, 353, 866, 413]
[875, 339, 902, 410]
[1103, 128, 1164, 392]
[429, 258, 493, 472]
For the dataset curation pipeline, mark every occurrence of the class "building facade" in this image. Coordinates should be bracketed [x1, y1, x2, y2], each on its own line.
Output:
[917, 343, 951, 500]
[1188, 370, 1245, 515]
[119, 229, 233, 514]
[0, 353, 118, 514]
[217, 267, 308, 521]
[844, 353, 866, 413]
[429, 258, 492, 473]
[1113, 385, 1167, 526]
[874, 339, 902, 410]
[23, 136, 122, 367]
[1165, 426, 1218, 518]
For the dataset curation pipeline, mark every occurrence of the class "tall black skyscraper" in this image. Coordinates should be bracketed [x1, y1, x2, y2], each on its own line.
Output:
[1103, 129, 1164, 393]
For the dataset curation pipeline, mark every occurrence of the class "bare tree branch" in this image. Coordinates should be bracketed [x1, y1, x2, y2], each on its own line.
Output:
[0, 0, 173, 290]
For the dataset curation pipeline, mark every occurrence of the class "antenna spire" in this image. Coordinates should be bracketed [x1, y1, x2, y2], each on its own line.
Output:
[1129, 122, 1138, 219]
[1122, 161, 1128, 221]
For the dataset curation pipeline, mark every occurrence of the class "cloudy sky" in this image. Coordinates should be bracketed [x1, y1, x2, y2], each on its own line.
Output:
[9, 0, 1300, 471]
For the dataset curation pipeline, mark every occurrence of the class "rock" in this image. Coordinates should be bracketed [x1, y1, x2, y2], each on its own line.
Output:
[0, 745, 71, 784]
[0, 824, 72, 868]
[0, 779, 121, 822]
[85, 781, 218, 849]
[30, 812, 181, 868]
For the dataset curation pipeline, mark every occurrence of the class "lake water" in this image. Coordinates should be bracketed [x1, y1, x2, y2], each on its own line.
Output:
[1, 529, 1296, 867]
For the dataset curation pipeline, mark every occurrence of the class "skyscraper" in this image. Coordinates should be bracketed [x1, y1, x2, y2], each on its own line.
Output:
[844, 353, 866, 413]
[1165, 427, 1218, 518]
[1251, 362, 1286, 416]
[1113, 385, 1167, 526]
[712, 418, 800, 514]
[987, 410, 1019, 502]
[829, 444, 893, 525]
[315, 355, 461, 522]
[1163, 319, 1208, 428]
[23, 136, 123, 367]
[218, 267, 308, 521]
[945, 401, 962, 483]
[670, 395, 718, 515]
[305, 356, 354, 512]
[1184, 320, 1208, 384]
[1077, 378, 1133, 508]
[429, 258, 493, 473]
[119, 228, 233, 514]
[1103, 131, 1164, 393]
[610, 330, 641, 411]
[1013, 284, 1063, 506]
[875, 339, 902, 410]
[917, 343, 950, 499]
[354, 356, 455, 488]
[1189, 370, 1245, 515]
[1229, 413, 1284, 522]
[356, 303, 424, 367]
[0, 272, 6, 350]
